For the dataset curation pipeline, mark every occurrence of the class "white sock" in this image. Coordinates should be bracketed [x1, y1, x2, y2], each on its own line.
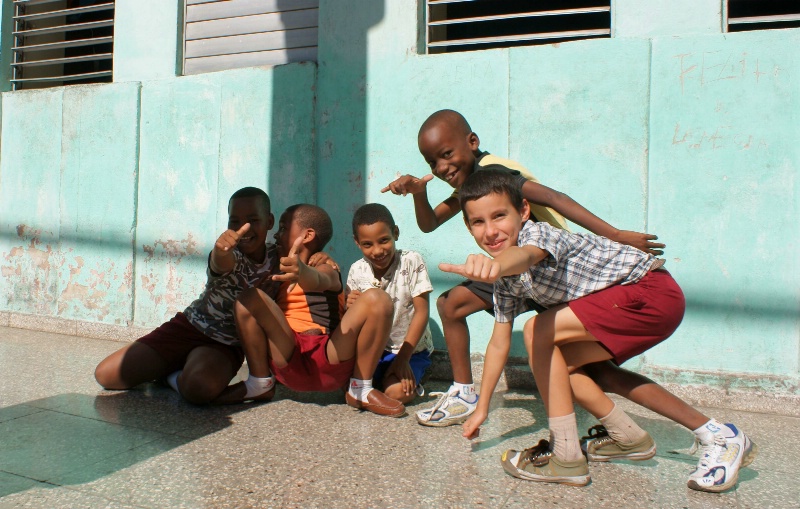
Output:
[166, 371, 181, 393]
[549, 413, 583, 462]
[348, 378, 373, 403]
[243, 374, 275, 399]
[454, 382, 477, 403]
[693, 418, 731, 444]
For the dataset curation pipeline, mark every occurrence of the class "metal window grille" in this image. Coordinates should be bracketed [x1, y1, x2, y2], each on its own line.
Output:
[183, 0, 319, 75]
[425, 0, 611, 54]
[727, 0, 800, 32]
[11, 0, 114, 91]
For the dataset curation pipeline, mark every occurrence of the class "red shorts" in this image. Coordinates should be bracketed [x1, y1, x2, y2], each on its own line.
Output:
[568, 270, 685, 365]
[271, 332, 355, 392]
[136, 313, 244, 373]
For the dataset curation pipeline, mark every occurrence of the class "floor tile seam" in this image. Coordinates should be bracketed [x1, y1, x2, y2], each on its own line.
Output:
[0, 469, 60, 487]
[0, 407, 46, 424]
[43, 482, 152, 509]
[25, 404, 188, 438]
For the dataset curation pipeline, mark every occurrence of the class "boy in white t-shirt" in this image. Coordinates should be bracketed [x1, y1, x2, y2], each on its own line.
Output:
[346, 203, 433, 404]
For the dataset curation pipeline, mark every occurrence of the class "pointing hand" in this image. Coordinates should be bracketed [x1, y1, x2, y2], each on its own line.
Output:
[381, 174, 434, 196]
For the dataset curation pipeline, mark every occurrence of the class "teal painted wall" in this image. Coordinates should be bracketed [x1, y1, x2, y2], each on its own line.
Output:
[0, 1, 796, 388]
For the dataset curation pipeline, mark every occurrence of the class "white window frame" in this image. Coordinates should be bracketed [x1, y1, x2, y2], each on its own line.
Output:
[183, 0, 319, 76]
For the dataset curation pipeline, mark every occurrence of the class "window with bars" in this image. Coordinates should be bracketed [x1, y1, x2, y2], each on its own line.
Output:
[183, 0, 319, 76]
[11, 0, 114, 91]
[425, 0, 610, 54]
[727, 0, 800, 32]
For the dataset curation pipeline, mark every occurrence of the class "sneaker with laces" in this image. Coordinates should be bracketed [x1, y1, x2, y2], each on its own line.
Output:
[581, 425, 657, 462]
[501, 439, 591, 486]
[415, 385, 477, 427]
[687, 423, 756, 493]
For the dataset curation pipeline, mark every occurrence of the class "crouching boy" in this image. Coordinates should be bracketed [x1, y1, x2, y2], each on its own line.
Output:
[443, 170, 755, 491]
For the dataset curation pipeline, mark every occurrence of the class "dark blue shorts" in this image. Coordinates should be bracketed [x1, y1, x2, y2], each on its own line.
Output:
[372, 349, 432, 389]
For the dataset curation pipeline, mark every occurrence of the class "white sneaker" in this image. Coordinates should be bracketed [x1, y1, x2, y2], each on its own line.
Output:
[415, 384, 477, 427]
[687, 423, 756, 492]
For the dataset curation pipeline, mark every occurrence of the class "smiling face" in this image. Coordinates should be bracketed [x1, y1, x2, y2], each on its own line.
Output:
[418, 121, 480, 189]
[353, 221, 399, 278]
[463, 191, 530, 257]
[227, 196, 274, 262]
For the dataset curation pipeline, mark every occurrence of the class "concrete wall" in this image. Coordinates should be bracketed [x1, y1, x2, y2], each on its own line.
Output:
[0, 1, 797, 392]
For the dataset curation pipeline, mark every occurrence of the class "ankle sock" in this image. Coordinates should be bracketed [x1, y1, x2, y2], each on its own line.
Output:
[166, 370, 182, 393]
[454, 382, 477, 403]
[243, 374, 275, 399]
[693, 418, 730, 444]
[549, 413, 583, 462]
[599, 403, 648, 444]
[348, 378, 373, 403]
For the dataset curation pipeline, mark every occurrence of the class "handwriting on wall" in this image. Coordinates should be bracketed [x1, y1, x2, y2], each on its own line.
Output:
[674, 51, 783, 94]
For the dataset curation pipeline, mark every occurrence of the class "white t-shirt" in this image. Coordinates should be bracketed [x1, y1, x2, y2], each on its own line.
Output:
[346, 249, 433, 354]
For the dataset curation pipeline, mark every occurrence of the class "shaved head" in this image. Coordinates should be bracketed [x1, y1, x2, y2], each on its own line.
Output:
[418, 109, 473, 139]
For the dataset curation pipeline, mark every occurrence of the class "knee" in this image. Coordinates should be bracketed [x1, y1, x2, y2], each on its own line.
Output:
[523, 317, 536, 357]
[383, 384, 415, 404]
[361, 288, 393, 316]
[94, 361, 115, 389]
[437, 291, 466, 321]
[176, 374, 219, 405]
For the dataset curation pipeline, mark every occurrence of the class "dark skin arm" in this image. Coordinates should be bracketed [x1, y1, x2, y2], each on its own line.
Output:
[521, 180, 665, 255]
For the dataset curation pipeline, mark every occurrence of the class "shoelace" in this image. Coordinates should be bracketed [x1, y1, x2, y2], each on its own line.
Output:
[522, 439, 554, 467]
[422, 386, 460, 422]
[689, 433, 727, 470]
[581, 424, 613, 447]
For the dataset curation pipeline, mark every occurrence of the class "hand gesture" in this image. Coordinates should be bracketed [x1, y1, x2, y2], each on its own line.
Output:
[439, 254, 501, 284]
[462, 407, 487, 440]
[385, 358, 416, 397]
[614, 230, 665, 256]
[345, 289, 362, 309]
[308, 252, 340, 272]
[272, 236, 304, 292]
[381, 174, 434, 196]
[215, 223, 250, 252]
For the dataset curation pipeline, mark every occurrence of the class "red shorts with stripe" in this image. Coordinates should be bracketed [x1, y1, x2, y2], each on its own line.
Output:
[568, 270, 685, 365]
[270, 332, 355, 392]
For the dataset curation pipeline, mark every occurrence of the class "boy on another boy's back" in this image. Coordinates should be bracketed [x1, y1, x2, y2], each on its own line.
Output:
[347, 203, 433, 404]
[383, 109, 665, 426]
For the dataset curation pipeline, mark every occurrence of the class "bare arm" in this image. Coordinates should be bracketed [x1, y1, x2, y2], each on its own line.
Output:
[521, 180, 665, 255]
[462, 321, 513, 439]
[381, 174, 460, 232]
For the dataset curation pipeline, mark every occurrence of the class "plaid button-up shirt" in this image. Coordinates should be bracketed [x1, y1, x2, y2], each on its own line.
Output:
[493, 222, 662, 323]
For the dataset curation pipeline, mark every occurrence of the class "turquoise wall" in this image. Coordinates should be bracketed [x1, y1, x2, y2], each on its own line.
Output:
[0, 1, 797, 389]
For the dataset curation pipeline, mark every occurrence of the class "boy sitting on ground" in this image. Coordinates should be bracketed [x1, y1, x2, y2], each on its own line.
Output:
[346, 203, 433, 404]
[447, 169, 755, 491]
[94, 187, 281, 404]
[216, 204, 405, 417]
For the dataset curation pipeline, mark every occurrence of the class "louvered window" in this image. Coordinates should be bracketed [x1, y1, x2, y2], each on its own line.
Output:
[11, 0, 114, 90]
[183, 0, 318, 76]
[727, 0, 800, 32]
[425, 0, 610, 54]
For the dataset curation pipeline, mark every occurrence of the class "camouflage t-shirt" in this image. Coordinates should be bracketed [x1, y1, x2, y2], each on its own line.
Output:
[183, 244, 280, 345]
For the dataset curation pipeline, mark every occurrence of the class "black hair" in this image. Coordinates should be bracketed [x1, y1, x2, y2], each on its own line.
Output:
[228, 187, 270, 215]
[351, 203, 396, 237]
[283, 203, 334, 251]
[459, 169, 525, 216]
[418, 109, 473, 138]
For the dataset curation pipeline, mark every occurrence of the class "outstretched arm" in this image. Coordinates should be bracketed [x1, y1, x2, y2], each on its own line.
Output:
[462, 321, 513, 439]
[439, 246, 548, 284]
[381, 174, 460, 232]
[521, 180, 665, 255]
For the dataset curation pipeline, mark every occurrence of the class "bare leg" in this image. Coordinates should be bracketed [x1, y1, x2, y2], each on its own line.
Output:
[327, 288, 393, 378]
[383, 375, 416, 404]
[583, 361, 708, 430]
[213, 288, 296, 404]
[94, 342, 169, 390]
[179, 346, 241, 405]
[437, 286, 491, 384]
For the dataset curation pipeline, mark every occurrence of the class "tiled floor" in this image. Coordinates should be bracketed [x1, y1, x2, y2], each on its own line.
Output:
[1, 326, 797, 508]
